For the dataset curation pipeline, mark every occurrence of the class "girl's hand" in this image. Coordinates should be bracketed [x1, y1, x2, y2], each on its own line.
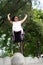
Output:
[8, 13, 11, 16]
[7, 13, 12, 24]
[21, 14, 27, 24]
[25, 14, 27, 18]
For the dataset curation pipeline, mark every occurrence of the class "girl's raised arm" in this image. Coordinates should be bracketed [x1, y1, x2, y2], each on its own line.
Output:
[20, 14, 27, 24]
[7, 13, 12, 24]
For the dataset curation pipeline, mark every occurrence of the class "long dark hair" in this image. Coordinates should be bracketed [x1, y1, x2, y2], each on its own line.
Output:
[11, 16, 15, 21]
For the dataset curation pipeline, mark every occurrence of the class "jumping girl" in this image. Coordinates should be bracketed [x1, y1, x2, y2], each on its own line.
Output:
[7, 13, 27, 42]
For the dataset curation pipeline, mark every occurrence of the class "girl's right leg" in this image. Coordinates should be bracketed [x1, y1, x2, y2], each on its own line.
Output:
[19, 41, 24, 54]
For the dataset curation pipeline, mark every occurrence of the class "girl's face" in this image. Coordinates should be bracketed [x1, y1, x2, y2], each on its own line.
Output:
[14, 16, 19, 21]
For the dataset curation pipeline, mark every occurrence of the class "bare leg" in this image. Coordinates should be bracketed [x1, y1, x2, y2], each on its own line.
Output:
[19, 41, 24, 54]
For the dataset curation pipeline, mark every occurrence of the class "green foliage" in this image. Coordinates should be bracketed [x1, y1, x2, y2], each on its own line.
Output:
[0, 0, 43, 57]
[0, 0, 32, 57]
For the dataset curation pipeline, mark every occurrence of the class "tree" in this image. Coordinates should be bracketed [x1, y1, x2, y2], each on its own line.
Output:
[0, 0, 43, 57]
[0, 0, 32, 56]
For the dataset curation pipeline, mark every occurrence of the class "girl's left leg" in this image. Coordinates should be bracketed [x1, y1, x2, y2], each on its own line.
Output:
[19, 41, 24, 54]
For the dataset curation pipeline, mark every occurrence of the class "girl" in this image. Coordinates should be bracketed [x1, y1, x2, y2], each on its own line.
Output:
[7, 13, 27, 42]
